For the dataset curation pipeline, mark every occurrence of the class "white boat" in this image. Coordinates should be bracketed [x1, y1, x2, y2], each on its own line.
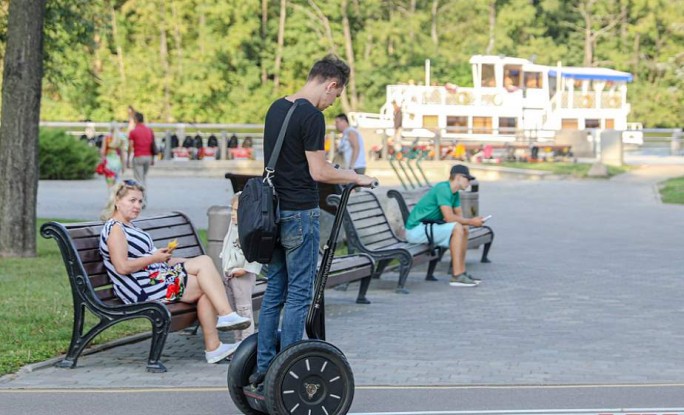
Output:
[350, 55, 634, 143]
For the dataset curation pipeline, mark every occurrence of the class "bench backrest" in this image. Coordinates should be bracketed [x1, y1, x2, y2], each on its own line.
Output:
[42, 212, 204, 305]
[387, 187, 431, 223]
[328, 191, 400, 251]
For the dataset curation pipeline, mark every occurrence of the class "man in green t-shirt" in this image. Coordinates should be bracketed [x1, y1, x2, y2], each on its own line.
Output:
[405, 165, 485, 287]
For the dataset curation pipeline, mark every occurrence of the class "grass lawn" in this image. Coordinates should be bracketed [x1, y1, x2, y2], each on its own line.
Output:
[660, 176, 684, 204]
[0, 219, 209, 376]
[499, 161, 632, 178]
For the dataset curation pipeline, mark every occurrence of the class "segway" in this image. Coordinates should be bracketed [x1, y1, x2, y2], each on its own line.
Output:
[228, 181, 378, 415]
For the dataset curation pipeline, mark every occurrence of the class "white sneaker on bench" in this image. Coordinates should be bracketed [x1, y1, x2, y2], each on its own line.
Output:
[216, 312, 252, 331]
[206, 342, 238, 364]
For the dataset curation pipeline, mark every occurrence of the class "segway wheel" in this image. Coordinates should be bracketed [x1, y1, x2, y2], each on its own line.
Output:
[227, 334, 267, 415]
[264, 340, 354, 415]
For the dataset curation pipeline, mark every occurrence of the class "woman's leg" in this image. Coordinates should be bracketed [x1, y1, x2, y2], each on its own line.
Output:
[181, 255, 232, 315]
[196, 294, 221, 351]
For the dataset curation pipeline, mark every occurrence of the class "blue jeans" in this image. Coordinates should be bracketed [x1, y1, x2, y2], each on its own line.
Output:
[257, 208, 320, 373]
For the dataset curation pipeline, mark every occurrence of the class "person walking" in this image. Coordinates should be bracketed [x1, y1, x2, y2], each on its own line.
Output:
[405, 164, 485, 286]
[334, 113, 367, 174]
[127, 111, 155, 187]
[250, 55, 376, 387]
[99, 124, 127, 189]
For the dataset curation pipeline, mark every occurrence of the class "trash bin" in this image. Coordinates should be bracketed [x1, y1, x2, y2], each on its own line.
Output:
[207, 205, 230, 271]
[459, 180, 479, 219]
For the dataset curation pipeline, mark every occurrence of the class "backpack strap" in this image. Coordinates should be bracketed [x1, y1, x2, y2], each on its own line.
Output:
[265, 100, 301, 179]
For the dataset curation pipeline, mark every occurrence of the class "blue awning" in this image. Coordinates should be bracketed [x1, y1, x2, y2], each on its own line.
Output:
[548, 67, 633, 82]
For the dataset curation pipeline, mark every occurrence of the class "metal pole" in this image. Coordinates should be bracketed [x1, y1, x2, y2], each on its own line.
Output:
[389, 155, 408, 190]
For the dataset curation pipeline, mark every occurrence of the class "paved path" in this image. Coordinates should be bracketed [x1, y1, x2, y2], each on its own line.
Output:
[3, 165, 684, 389]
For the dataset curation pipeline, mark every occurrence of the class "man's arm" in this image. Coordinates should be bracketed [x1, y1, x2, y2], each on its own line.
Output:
[440, 205, 484, 227]
[305, 150, 374, 185]
[348, 130, 360, 168]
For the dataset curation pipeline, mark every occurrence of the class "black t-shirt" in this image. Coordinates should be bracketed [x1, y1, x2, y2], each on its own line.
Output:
[263, 98, 325, 210]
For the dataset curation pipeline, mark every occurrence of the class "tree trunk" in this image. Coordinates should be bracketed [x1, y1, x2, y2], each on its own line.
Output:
[341, 0, 358, 110]
[584, 16, 593, 66]
[579, 0, 594, 67]
[631, 33, 640, 82]
[431, 0, 440, 46]
[408, 0, 416, 44]
[0, 0, 46, 257]
[111, 4, 126, 83]
[261, 0, 268, 84]
[485, 0, 496, 54]
[171, 2, 183, 77]
[274, 0, 286, 91]
[160, 27, 171, 122]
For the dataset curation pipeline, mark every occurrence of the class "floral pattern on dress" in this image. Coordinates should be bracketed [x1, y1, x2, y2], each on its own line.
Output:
[147, 263, 187, 303]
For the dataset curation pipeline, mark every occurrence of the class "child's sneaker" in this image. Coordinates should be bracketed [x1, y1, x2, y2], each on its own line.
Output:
[205, 342, 238, 364]
[217, 312, 252, 331]
[449, 273, 480, 287]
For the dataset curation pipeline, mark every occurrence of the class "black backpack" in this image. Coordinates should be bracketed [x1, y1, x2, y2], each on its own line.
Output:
[238, 100, 300, 263]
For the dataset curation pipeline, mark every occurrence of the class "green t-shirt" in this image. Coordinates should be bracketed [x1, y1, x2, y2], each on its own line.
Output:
[405, 181, 460, 230]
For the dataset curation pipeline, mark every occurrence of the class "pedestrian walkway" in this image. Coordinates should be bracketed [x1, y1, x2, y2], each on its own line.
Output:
[3, 165, 683, 389]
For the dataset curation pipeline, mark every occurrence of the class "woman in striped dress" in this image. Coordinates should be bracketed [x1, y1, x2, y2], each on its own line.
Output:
[100, 180, 251, 364]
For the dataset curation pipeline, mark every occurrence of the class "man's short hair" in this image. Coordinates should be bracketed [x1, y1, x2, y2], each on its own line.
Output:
[307, 54, 350, 87]
[335, 113, 349, 123]
[134, 112, 144, 123]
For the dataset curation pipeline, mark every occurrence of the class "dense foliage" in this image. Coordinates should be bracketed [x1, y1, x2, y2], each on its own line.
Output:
[39, 129, 100, 179]
[1, 0, 682, 126]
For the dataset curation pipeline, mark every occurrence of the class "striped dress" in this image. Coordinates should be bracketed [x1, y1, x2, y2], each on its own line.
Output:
[99, 219, 171, 304]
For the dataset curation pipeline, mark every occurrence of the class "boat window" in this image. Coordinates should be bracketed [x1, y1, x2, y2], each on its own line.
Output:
[482, 64, 496, 87]
[423, 115, 439, 128]
[605, 119, 615, 129]
[524, 72, 543, 89]
[503, 65, 522, 89]
[499, 117, 517, 134]
[585, 119, 600, 129]
[561, 119, 578, 130]
[446, 116, 468, 133]
[473, 117, 492, 134]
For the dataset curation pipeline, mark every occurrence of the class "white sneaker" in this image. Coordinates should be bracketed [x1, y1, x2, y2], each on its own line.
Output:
[205, 342, 238, 364]
[216, 312, 252, 331]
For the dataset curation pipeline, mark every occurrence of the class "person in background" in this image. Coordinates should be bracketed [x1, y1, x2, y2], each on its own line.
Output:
[404, 165, 485, 287]
[127, 112, 155, 187]
[392, 100, 403, 145]
[220, 192, 261, 346]
[334, 113, 367, 174]
[99, 180, 251, 363]
[100, 124, 127, 189]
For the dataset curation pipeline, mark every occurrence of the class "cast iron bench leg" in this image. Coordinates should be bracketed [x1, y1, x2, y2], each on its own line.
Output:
[146, 312, 171, 373]
[356, 277, 372, 304]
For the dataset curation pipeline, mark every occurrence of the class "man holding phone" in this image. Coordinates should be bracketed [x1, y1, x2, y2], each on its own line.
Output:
[405, 164, 486, 287]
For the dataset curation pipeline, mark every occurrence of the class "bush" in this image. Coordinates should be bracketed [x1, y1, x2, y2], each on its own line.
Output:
[39, 129, 100, 180]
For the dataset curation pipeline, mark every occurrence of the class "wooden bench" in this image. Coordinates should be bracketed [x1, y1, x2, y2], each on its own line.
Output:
[386, 188, 494, 263]
[41, 211, 265, 373]
[224, 172, 375, 303]
[327, 191, 441, 294]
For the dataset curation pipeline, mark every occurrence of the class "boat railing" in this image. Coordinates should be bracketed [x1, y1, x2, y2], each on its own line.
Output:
[388, 85, 524, 108]
[557, 91, 625, 110]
